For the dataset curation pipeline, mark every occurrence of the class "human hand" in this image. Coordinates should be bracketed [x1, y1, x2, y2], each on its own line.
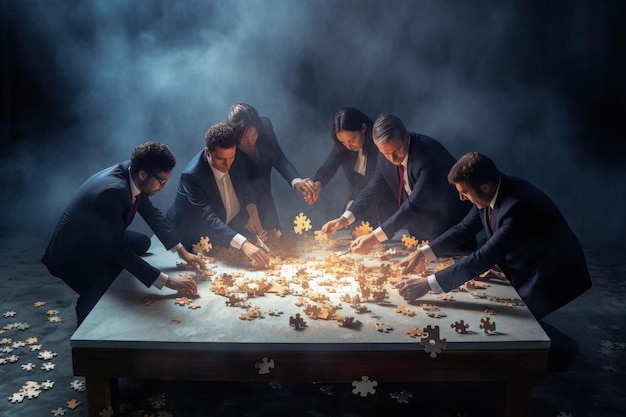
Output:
[303, 181, 322, 204]
[350, 233, 378, 255]
[320, 217, 348, 238]
[177, 247, 207, 270]
[245, 209, 265, 238]
[294, 178, 316, 198]
[241, 240, 271, 268]
[398, 250, 426, 274]
[395, 278, 430, 301]
[165, 275, 198, 296]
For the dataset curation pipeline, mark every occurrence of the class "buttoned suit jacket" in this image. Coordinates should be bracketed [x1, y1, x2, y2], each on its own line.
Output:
[238, 117, 302, 231]
[429, 174, 592, 319]
[314, 129, 379, 203]
[42, 161, 178, 291]
[167, 149, 256, 249]
[350, 132, 472, 241]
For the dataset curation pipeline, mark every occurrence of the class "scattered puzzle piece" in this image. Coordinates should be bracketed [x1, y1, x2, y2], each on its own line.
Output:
[293, 212, 312, 234]
[70, 380, 86, 392]
[375, 322, 393, 333]
[420, 325, 447, 358]
[254, 357, 275, 374]
[451, 320, 470, 334]
[401, 234, 418, 249]
[289, 313, 307, 330]
[479, 317, 497, 334]
[66, 399, 81, 409]
[352, 221, 373, 237]
[390, 389, 413, 403]
[51, 407, 67, 416]
[351, 375, 378, 397]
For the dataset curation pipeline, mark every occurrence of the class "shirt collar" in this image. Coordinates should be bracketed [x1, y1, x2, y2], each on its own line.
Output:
[207, 153, 227, 180]
[128, 166, 141, 198]
[489, 176, 502, 209]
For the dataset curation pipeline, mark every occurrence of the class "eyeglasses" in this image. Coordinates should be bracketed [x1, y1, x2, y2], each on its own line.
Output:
[150, 174, 169, 185]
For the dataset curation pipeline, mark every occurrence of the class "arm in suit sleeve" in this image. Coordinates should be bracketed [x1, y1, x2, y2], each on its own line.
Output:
[137, 197, 179, 250]
[314, 147, 344, 187]
[431, 203, 528, 292]
[347, 162, 394, 220]
[93, 189, 161, 287]
[261, 117, 302, 184]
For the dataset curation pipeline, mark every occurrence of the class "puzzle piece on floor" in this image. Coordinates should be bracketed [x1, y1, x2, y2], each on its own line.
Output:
[254, 357, 275, 374]
[70, 380, 86, 392]
[314, 230, 328, 241]
[192, 236, 213, 255]
[289, 313, 307, 330]
[66, 399, 81, 409]
[352, 376, 378, 397]
[33, 301, 46, 307]
[21, 362, 36, 371]
[319, 384, 335, 396]
[3, 311, 16, 317]
[420, 325, 447, 358]
[390, 389, 413, 403]
[480, 317, 497, 334]
[375, 322, 393, 333]
[41, 361, 56, 371]
[8, 392, 25, 403]
[99, 406, 114, 417]
[451, 320, 470, 334]
[46, 310, 60, 316]
[38, 350, 57, 360]
[42, 380, 55, 390]
[49, 316, 62, 323]
[51, 407, 67, 416]
[293, 213, 312, 234]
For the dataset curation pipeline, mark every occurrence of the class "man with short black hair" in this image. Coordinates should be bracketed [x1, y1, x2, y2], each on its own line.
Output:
[42, 142, 203, 325]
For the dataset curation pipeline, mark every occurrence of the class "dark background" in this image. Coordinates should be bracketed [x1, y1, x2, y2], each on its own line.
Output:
[1, 0, 625, 244]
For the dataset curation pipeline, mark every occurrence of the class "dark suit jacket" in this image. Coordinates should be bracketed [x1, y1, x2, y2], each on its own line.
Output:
[350, 133, 472, 241]
[314, 129, 379, 203]
[42, 161, 178, 290]
[167, 149, 256, 249]
[429, 174, 592, 319]
[238, 117, 302, 230]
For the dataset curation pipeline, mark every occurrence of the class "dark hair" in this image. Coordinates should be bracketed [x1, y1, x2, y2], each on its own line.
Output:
[130, 141, 176, 175]
[447, 152, 500, 189]
[204, 122, 237, 151]
[372, 113, 407, 144]
[226, 103, 263, 143]
[331, 107, 373, 155]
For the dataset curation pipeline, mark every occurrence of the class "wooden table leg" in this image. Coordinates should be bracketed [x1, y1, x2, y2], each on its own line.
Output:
[85, 377, 119, 417]
[501, 380, 533, 417]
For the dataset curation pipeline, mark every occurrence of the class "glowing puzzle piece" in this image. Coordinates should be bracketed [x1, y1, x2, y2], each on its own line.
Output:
[352, 221, 373, 237]
[192, 236, 213, 254]
[293, 212, 312, 234]
[401, 234, 419, 249]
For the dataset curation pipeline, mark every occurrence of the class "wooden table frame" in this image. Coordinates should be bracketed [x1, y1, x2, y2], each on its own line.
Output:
[73, 344, 547, 417]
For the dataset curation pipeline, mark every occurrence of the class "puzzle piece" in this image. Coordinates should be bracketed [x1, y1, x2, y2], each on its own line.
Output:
[192, 236, 213, 254]
[289, 313, 307, 330]
[396, 305, 416, 317]
[41, 361, 56, 371]
[254, 357, 275, 374]
[407, 328, 424, 338]
[351, 376, 378, 397]
[51, 407, 67, 416]
[375, 322, 393, 333]
[3, 311, 16, 317]
[314, 230, 328, 241]
[33, 301, 46, 307]
[390, 389, 413, 403]
[41, 380, 55, 390]
[401, 234, 418, 249]
[8, 392, 25, 403]
[70, 380, 86, 392]
[451, 320, 470, 334]
[338, 317, 362, 329]
[38, 350, 58, 360]
[21, 362, 36, 371]
[66, 399, 81, 409]
[352, 221, 373, 237]
[479, 317, 497, 334]
[420, 325, 447, 358]
[293, 212, 312, 234]
[49, 316, 62, 323]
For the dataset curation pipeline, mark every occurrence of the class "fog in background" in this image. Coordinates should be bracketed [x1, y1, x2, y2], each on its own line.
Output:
[1, 0, 625, 245]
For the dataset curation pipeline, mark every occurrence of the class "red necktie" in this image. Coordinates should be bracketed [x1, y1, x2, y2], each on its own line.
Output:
[397, 164, 405, 206]
[132, 194, 141, 214]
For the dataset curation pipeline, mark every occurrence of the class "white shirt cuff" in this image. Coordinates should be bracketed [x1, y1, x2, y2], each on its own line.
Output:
[230, 233, 247, 250]
[420, 245, 436, 262]
[168, 243, 183, 252]
[291, 178, 304, 188]
[427, 274, 443, 294]
[372, 227, 388, 242]
[152, 272, 168, 290]
[341, 211, 356, 225]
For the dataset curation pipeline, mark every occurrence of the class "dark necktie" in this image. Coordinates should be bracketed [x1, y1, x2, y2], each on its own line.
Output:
[487, 206, 493, 232]
[132, 194, 141, 215]
[397, 164, 405, 206]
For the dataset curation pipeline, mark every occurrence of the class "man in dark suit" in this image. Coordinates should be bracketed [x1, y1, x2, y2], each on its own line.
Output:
[166, 123, 270, 267]
[321, 113, 473, 254]
[397, 152, 592, 369]
[42, 142, 203, 325]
